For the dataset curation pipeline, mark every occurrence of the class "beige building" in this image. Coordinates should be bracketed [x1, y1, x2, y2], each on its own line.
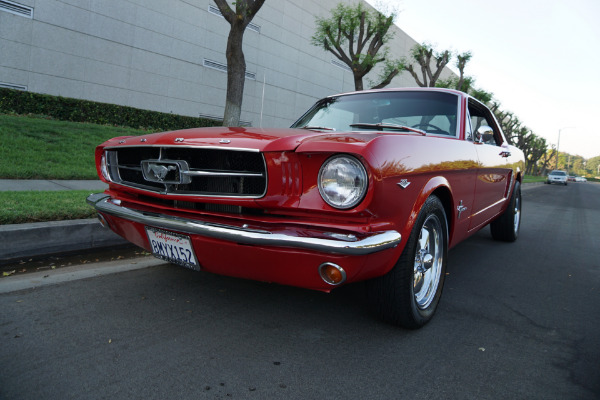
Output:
[0, 0, 454, 126]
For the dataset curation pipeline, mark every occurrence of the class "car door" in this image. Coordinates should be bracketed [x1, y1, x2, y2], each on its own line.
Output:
[467, 99, 512, 231]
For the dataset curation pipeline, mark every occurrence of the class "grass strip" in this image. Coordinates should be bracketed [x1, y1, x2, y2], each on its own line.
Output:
[0, 114, 150, 179]
[523, 175, 546, 183]
[0, 191, 96, 225]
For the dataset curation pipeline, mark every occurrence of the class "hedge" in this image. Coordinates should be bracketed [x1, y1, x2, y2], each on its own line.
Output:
[0, 88, 222, 131]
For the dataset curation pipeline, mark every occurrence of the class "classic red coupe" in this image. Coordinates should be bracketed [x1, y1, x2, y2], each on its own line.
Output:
[87, 88, 524, 328]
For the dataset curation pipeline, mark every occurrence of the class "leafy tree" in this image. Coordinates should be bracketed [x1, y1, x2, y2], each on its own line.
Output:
[405, 43, 451, 87]
[527, 135, 551, 175]
[468, 88, 493, 104]
[569, 155, 585, 175]
[213, 0, 266, 126]
[435, 51, 472, 92]
[454, 51, 472, 92]
[495, 111, 521, 145]
[586, 156, 600, 177]
[430, 49, 495, 105]
[539, 146, 557, 175]
[312, 2, 405, 91]
[494, 109, 552, 175]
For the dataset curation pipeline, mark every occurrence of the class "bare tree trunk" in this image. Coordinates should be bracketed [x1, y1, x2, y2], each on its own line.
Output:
[354, 75, 364, 91]
[213, 0, 265, 127]
[223, 25, 246, 126]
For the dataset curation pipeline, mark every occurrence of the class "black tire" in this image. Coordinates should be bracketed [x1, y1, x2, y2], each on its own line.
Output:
[490, 181, 521, 242]
[366, 195, 448, 329]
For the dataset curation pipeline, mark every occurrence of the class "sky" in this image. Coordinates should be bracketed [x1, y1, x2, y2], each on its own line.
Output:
[367, 0, 600, 159]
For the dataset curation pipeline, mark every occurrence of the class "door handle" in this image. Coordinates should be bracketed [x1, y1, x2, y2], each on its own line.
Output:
[499, 151, 511, 158]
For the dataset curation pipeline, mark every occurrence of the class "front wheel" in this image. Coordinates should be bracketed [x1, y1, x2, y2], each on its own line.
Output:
[490, 181, 521, 242]
[366, 195, 448, 329]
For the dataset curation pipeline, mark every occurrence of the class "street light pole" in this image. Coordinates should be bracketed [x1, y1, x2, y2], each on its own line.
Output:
[556, 127, 575, 169]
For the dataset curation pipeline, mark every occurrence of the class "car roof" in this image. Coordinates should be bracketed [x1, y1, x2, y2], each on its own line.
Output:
[327, 87, 466, 99]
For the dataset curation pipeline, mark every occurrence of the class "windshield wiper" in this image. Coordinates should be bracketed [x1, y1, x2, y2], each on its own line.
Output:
[301, 126, 336, 131]
[349, 123, 426, 136]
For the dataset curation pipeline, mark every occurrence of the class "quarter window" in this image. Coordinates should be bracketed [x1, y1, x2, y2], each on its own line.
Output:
[468, 100, 501, 146]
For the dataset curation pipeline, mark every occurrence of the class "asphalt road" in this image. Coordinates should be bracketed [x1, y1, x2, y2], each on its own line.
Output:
[1, 182, 599, 400]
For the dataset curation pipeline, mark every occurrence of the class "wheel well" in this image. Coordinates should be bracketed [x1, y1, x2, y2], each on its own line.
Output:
[515, 171, 523, 183]
[431, 186, 453, 236]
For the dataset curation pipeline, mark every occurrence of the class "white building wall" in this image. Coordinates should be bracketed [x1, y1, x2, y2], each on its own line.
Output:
[0, 0, 455, 127]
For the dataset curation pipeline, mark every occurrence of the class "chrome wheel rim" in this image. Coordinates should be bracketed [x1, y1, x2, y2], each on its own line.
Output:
[513, 193, 521, 235]
[413, 214, 443, 309]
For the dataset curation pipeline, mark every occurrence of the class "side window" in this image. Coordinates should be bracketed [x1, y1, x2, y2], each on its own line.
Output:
[468, 101, 501, 146]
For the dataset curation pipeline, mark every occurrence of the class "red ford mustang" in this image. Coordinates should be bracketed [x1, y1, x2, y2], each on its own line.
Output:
[87, 88, 524, 329]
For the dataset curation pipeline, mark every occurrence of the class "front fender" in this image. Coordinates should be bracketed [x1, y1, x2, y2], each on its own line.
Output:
[406, 176, 452, 236]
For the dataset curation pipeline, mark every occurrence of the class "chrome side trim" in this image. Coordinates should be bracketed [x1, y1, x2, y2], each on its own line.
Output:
[87, 193, 401, 256]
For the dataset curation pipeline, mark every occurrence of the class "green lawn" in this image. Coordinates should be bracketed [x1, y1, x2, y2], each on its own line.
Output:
[0, 114, 149, 179]
[0, 191, 96, 224]
[523, 175, 546, 183]
[0, 114, 152, 224]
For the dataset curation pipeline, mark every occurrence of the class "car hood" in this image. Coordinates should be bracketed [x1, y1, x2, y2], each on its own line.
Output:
[102, 127, 391, 152]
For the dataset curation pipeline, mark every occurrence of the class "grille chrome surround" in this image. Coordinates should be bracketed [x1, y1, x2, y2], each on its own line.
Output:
[104, 146, 267, 198]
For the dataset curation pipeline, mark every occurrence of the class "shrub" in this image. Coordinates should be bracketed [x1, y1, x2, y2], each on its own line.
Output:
[0, 88, 221, 130]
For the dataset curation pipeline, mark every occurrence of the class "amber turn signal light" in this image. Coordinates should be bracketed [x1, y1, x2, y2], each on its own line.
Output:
[319, 262, 346, 286]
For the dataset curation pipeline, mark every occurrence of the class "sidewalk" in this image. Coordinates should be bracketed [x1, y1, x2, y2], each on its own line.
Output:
[0, 179, 108, 191]
[0, 180, 126, 263]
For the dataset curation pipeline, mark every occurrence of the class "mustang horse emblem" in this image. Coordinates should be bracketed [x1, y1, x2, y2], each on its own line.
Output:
[146, 163, 176, 182]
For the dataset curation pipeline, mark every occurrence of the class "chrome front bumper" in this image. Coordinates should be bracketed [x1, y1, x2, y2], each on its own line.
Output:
[87, 193, 401, 256]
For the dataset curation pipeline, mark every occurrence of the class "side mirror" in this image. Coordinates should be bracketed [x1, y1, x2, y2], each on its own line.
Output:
[475, 126, 494, 144]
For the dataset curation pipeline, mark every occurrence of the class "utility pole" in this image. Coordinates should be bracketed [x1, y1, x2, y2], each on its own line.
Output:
[556, 127, 575, 169]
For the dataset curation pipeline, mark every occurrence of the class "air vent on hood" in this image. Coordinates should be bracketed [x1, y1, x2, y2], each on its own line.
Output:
[0, 0, 33, 18]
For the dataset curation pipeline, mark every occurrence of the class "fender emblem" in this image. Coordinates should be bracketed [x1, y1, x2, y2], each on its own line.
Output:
[397, 179, 411, 189]
[457, 200, 468, 219]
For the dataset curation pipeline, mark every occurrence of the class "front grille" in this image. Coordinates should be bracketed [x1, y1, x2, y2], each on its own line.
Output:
[105, 146, 267, 197]
[137, 194, 265, 215]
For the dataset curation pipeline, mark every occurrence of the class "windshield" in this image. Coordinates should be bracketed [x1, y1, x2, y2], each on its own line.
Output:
[550, 171, 567, 176]
[291, 91, 460, 136]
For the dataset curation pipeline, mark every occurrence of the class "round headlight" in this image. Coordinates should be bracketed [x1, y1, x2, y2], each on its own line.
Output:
[318, 155, 368, 209]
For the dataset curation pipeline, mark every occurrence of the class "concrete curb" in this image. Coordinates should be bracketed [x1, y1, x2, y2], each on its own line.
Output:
[0, 257, 163, 294]
[0, 218, 128, 263]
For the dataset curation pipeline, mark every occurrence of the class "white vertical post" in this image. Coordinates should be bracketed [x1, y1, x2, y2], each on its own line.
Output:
[260, 73, 266, 128]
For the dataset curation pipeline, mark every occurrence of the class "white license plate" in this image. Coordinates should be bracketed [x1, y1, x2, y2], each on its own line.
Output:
[145, 227, 199, 271]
